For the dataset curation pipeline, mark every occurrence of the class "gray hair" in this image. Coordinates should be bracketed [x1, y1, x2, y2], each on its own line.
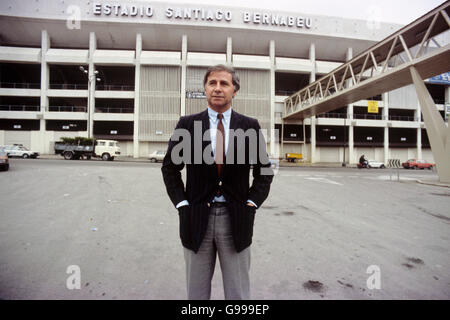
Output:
[203, 64, 240, 92]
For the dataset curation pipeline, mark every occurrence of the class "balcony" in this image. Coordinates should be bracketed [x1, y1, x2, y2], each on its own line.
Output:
[95, 106, 134, 114]
[0, 104, 40, 111]
[0, 82, 40, 89]
[49, 83, 88, 90]
[47, 106, 87, 112]
[353, 141, 384, 147]
[275, 90, 298, 96]
[317, 113, 348, 119]
[388, 115, 417, 122]
[96, 84, 134, 91]
[354, 114, 384, 120]
[313, 112, 422, 122]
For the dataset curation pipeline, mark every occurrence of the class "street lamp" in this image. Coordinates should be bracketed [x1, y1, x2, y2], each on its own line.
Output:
[79, 66, 100, 139]
[342, 117, 347, 167]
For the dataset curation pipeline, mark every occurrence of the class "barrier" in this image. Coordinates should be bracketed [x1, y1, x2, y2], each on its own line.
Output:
[388, 159, 401, 168]
[387, 159, 401, 181]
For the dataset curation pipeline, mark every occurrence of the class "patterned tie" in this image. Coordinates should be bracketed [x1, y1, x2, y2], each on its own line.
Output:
[216, 113, 225, 177]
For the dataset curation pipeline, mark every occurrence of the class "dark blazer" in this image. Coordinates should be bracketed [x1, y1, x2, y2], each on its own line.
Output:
[161, 108, 274, 253]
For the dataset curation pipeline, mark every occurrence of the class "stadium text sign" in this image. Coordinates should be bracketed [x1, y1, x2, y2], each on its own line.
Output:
[92, 3, 312, 29]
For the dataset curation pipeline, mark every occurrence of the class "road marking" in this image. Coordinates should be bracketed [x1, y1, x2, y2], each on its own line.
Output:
[279, 174, 311, 177]
[305, 177, 343, 186]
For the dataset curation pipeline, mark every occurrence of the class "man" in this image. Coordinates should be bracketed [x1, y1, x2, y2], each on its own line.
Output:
[161, 64, 274, 300]
[359, 154, 367, 167]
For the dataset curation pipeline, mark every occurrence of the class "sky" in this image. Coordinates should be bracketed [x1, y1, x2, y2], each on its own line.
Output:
[149, 0, 446, 24]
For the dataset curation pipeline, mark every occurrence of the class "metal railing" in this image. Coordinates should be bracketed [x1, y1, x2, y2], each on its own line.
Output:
[0, 82, 40, 89]
[95, 107, 134, 113]
[353, 114, 384, 120]
[96, 84, 134, 91]
[316, 113, 419, 121]
[0, 104, 40, 111]
[317, 113, 348, 119]
[47, 106, 87, 112]
[275, 90, 299, 96]
[49, 83, 88, 90]
[388, 115, 417, 121]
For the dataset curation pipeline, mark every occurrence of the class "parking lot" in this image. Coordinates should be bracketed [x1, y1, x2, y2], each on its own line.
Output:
[0, 158, 449, 299]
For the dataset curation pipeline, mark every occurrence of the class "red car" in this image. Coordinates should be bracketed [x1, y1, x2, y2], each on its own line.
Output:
[402, 159, 435, 170]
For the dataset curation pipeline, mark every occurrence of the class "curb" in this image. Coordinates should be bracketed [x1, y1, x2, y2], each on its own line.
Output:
[416, 180, 450, 188]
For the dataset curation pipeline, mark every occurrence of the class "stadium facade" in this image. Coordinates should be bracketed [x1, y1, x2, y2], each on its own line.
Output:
[0, 0, 448, 163]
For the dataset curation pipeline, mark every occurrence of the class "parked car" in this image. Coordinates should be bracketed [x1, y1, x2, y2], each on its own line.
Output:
[2, 144, 39, 158]
[402, 159, 435, 170]
[149, 150, 166, 163]
[367, 159, 386, 169]
[55, 139, 120, 161]
[0, 147, 9, 171]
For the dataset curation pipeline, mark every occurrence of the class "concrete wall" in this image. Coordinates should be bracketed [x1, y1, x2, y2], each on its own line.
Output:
[139, 66, 181, 142]
[388, 85, 418, 110]
[354, 147, 385, 162]
[117, 141, 134, 157]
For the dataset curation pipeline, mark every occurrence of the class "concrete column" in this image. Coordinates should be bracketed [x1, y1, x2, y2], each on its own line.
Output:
[348, 121, 353, 163]
[445, 86, 449, 124]
[40, 30, 50, 153]
[40, 30, 50, 114]
[309, 43, 316, 83]
[347, 104, 355, 164]
[269, 40, 275, 157]
[280, 120, 284, 159]
[226, 37, 232, 65]
[416, 101, 422, 159]
[133, 34, 142, 158]
[310, 117, 316, 163]
[346, 47, 353, 165]
[383, 93, 389, 120]
[384, 126, 389, 163]
[417, 126, 422, 159]
[180, 35, 187, 116]
[383, 92, 389, 164]
[88, 32, 97, 139]
[410, 66, 450, 182]
[309, 43, 316, 163]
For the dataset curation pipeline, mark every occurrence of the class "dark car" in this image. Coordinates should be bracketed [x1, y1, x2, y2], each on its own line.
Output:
[0, 147, 9, 171]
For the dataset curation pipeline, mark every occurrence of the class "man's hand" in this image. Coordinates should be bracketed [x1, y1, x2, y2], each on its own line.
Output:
[246, 202, 255, 207]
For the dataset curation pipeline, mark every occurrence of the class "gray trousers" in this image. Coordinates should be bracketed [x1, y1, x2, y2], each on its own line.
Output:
[183, 205, 251, 300]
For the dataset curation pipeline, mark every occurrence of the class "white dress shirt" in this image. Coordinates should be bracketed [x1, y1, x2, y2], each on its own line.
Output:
[176, 107, 257, 208]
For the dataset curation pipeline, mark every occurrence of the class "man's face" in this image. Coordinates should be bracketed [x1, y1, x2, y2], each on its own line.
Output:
[205, 71, 236, 111]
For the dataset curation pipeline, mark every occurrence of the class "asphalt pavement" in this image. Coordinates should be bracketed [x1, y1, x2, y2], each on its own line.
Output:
[0, 158, 449, 299]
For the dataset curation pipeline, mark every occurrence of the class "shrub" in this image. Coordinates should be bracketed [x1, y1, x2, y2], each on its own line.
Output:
[59, 137, 94, 145]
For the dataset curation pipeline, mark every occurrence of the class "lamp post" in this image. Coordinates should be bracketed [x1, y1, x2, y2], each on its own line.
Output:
[79, 66, 100, 139]
[342, 117, 347, 167]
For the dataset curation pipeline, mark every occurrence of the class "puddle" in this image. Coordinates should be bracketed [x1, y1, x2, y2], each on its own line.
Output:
[303, 280, 325, 292]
